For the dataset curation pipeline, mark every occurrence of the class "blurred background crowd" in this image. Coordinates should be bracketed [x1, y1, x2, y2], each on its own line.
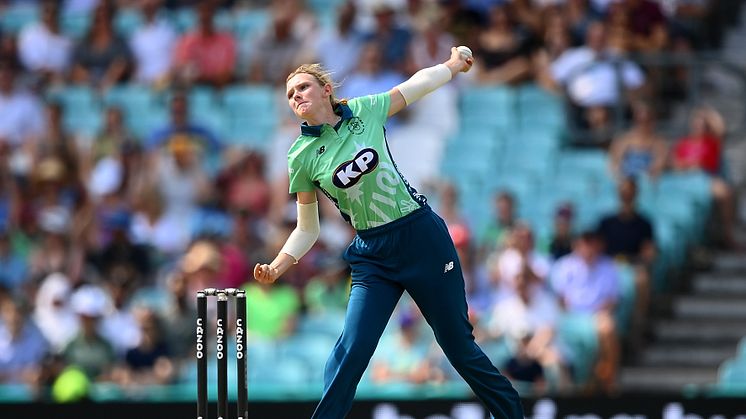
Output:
[0, 0, 744, 404]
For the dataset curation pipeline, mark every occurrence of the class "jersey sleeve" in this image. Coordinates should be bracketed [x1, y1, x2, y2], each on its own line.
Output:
[349, 92, 390, 126]
[288, 152, 315, 193]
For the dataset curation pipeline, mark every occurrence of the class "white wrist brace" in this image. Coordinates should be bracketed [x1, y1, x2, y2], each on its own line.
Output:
[396, 64, 452, 105]
[280, 201, 320, 263]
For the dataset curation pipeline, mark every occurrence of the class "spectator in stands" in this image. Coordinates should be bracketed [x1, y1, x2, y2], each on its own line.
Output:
[0, 29, 19, 67]
[449, 222, 490, 313]
[0, 144, 19, 229]
[309, 1, 363, 82]
[36, 102, 77, 160]
[85, 151, 123, 209]
[33, 273, 78, 353]
[27, 152, 86, 236]
[597, 177, 655, 345]
[222, 207, 265, 283]
[487, 223, 552, 300]
[563, 0, 596, 44]
[129, 184, 187, 256]
[180, 239, 222, 297]
[248, 8, 304, 86]
[363, 1, 412, 74]
[510, 0, 544, 34]
[404, 0, 445, 34]
[218, 150, 271, 219]
[71, 2, 133, 90]
[159, 270, 197, 360]
[0, 299, 49, 384]
[602, 2, 632, 52]
[472, 4, 533, 85]
[37, 116, 90, 250]
[339, 40, 407, 100]
[243, 277, 300, 340]
[99, 276, 142, 357]
[119, 139, 150, 205]
[146, 136, 214, 254]
[671, 106, 737, 248]
[532, 9, 572, 82]
[551, 231, 621, 393]
[272, 0, 318, 40]
[213, 222, 252, 291]
[81, 106, 132, 175]
[371, 307, 443, 384]
[546, 21, 645, 140]
[0, 62, 46, 151]
[548, 202, 576, 260]
[28, 205, 85, 285]
[664, 0, 714, 50]
[146, 92, 221, 155]
[489, 265, 568, 393]
[91, 206, 152, 285]
[63, 285, 117, 381]
[406, 11, 456, 76]
[437, 182, 469, 229]
[609, 101, 668, 180]
[479, 190, 517, 259]
[609, 0, 668, 53]
[438, 0, 485, 46]
[114, 307, 175, 386]
[598, 178, 655, 268]
[0, 225, 27, 292]
[24, 147, 87, 220]
[303, 255, 351, 315]
[173, 2, 236, 87]
[129, 0, 177, 87]
[17, 0, 72, 85]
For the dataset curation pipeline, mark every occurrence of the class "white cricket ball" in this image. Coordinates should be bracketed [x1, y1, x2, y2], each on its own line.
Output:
[457, 46, 473, 59]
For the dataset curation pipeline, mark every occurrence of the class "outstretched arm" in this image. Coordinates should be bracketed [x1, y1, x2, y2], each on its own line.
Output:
[254, 190, 319, 284]
[388, 46, 474, 117]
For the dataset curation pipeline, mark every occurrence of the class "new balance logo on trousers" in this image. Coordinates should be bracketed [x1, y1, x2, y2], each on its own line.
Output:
[444, 261, 454, 273]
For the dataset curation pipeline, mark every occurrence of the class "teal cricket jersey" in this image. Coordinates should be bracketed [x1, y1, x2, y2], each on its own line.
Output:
[287, 92, 427, 230]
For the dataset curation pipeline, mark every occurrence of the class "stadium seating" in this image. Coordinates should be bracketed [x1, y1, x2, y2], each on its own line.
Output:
[515, 83, 567, 134]
[0, 4, 39, 34]
[113, 7, 144, 37]
[222, 85, 278, 149]
[459, 86, 516, 131]
[60, 11, 91, 39]
[556, 313, 600, 387]
[716, 358, 746, 393]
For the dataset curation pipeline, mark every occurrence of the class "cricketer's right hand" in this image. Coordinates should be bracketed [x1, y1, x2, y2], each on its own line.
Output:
[253, 263, 279, 284]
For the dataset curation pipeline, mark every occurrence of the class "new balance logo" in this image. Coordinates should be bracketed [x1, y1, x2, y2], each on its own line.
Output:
[444, 261, 454, 273]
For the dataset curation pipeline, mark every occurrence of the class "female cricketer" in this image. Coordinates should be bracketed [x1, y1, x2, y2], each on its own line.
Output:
[254, 46, 524, 418]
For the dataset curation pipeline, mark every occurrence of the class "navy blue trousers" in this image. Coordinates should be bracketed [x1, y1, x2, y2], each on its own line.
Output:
[311, 206, 524, 418]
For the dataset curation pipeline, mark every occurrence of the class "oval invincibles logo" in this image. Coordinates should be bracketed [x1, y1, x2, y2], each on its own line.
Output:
[333, 148, 379, 188]
[347, 117, 365, 135]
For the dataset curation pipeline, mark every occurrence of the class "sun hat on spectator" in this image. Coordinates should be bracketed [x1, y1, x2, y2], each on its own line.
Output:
[70, 285, 110, 318]
[35, 156, 66, 183]
[38, 206, 71, 235]
[88, 156, 123, 198]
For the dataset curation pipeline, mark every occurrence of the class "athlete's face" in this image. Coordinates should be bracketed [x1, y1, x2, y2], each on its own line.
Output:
[286, 73, 333, 122]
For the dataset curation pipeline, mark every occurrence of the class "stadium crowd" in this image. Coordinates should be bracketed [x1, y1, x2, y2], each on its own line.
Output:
[0, 0, 736, 402]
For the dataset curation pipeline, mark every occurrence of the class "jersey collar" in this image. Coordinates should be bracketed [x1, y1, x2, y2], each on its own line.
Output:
[300, 102, 354, 137]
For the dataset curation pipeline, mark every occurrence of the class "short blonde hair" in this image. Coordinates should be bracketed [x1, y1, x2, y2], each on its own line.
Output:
[287, 63, 343, 107]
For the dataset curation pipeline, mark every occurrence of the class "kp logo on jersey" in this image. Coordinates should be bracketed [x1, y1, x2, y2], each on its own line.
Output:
[332, 148, 379, 188]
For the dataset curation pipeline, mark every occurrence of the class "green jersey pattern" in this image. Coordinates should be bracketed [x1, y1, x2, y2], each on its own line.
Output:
[287, 92, 426, 230]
